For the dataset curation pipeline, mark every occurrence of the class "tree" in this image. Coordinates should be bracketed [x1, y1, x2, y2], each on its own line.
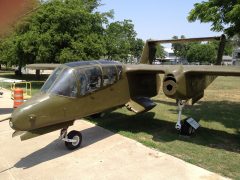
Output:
[186, 43, 216, 64]
[0, 0, 110, 68]
[188, 0, 240, 37]
[209, 40, 234, 56]
[131, 38, 144, 59]
[155, 44, 165, 59]
[171, 35, 199, 59]
[105, 20, 138, 61]
[172, 35, 188, 59]
[0, 0, 143, 68]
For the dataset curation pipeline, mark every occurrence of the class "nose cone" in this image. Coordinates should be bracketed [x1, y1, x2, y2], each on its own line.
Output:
[11, 93, 51, 131]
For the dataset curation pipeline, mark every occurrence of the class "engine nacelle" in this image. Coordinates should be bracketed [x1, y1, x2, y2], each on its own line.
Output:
[162, 69, 212, 103]
[162, 69, 188, 100]
[162, 75, 177, 96]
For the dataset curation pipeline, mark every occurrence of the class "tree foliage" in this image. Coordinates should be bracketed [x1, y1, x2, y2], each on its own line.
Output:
[171, 35, 224, 64]
[186, 43, 216, 64]
[188, 0, 240, 37]
[209, 40, 234, 56]
[155, 44, 165, 59]
[0, 0, 143, 68]
[171, 35, 199, 59]
[105, 20, 137, 61]
[171, 35, 188, 59]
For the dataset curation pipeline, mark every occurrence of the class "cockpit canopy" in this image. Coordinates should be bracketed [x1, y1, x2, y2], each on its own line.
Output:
[41, 60, 123, 98]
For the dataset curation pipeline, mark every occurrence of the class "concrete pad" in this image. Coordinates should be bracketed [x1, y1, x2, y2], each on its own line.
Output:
[0, 89, 228, 180]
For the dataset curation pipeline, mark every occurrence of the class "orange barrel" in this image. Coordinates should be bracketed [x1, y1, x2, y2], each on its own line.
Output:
[13, 88, 24, 108]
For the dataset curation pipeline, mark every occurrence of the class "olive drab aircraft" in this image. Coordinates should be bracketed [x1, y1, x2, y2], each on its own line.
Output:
[1, 36, 240, 150]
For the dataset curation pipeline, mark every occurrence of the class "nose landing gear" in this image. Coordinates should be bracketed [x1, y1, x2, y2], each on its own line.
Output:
[60, 128, 82, 150]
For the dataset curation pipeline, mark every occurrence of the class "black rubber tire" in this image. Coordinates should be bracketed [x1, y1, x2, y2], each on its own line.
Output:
[65, 130, 82, 150]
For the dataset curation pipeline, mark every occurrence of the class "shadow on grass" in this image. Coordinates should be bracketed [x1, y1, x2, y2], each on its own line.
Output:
[87, 100, 240, 153]
[183, 100, 240, 131]
[154, 99, 240, 131]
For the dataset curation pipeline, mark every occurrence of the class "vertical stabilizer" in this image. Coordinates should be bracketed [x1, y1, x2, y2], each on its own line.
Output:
[140, 41, 157, 64]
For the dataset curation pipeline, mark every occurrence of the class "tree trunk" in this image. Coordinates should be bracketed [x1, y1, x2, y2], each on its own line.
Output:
[216, 34, 226, 65]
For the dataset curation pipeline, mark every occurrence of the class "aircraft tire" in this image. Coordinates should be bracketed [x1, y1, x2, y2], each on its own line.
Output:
[65, 130, 82, 150]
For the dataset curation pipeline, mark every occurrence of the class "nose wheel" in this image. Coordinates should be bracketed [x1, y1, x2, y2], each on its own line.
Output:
[60, 128, 82, 150]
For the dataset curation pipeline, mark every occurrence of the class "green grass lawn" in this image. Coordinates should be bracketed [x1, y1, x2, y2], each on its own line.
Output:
[1, 71, 239, 178]
[87, 76, 240, 179]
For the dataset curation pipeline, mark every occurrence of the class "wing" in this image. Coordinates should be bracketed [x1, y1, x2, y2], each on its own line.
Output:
[125, 64, 240, 103]
[126, 64, 240, 76]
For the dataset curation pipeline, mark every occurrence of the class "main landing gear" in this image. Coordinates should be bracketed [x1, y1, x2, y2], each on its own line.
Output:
[175, 100, 186, 130]
[60, 128, 82, 150]
[175, 100, 199, 136]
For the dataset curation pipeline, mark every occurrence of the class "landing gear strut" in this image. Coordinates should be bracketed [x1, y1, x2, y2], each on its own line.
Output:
[175, 100, 186, 130]
[60, 128, 82, 150]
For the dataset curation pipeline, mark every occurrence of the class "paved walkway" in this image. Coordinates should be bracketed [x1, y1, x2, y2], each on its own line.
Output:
[0, 89, 228, 180]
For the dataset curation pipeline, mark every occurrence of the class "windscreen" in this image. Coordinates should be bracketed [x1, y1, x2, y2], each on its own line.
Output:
[49, 68, 78, 97]
[41, 67, 63, 93]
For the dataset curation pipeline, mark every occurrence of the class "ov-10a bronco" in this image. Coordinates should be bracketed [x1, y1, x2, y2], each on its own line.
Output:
[1, 36, 240, 150]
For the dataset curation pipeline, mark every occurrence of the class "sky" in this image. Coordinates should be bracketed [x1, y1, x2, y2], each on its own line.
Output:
[98, 0, 222, 41]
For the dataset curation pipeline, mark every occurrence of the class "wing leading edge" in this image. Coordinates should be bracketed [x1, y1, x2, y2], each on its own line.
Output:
[126, 64, 240, 76]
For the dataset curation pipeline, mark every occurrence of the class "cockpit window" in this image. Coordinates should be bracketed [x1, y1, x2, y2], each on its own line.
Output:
[77, 71, 88, 96]
[116, 65, 123, 80]
[41, 67, 63, 93]
[49, 68, 78, 97]
[102, 66, 117, 86]
[76, 66, 102, 95]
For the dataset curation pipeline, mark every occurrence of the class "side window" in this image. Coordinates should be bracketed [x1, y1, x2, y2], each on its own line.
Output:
[84, 66, 102, 93]
[102, 66, 117, 87]
[77, 71, 88, 96]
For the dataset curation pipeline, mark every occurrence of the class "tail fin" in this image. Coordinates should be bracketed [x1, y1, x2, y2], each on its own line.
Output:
[140, 41, 157, 64]
[139, 36, 223, 65]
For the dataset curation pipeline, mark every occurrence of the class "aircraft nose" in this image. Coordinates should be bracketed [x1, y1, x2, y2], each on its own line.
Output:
[10, 93, 50, 131]
[10, 108, 33, 131]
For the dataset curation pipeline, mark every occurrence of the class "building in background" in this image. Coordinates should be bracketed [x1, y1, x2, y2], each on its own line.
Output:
[232, 48, 240, 66]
